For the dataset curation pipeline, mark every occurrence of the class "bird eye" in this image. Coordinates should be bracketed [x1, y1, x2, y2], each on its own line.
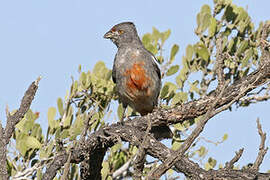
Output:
[111, 27, 116, 32]
[118, 30, 124, 35]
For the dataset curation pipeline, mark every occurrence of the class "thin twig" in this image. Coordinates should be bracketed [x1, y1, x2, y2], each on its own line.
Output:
[225, 148, 244, 169]
[250, 119, 268, 171]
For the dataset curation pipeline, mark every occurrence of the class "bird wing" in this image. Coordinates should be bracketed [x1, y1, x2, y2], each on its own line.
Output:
[151, 55, 161, 80]
[112, 62, 116, 83]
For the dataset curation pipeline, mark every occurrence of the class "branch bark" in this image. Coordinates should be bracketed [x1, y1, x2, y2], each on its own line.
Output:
[0, 77, 40, 180]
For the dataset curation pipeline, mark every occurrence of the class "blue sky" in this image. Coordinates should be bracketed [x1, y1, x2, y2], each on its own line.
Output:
[0, 0, 269, 173]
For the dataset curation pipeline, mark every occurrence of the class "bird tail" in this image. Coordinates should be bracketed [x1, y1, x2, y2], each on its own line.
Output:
[150, 125, 173, 140]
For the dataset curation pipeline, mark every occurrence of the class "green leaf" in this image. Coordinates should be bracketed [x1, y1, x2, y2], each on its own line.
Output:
[57, 98, 64, 117]
[227, 38, 236, 52]
[25, 136, 42, 149]
[235, 7, 249, 24]
[63, 115, 72, 128]
[198, 146, 207, 157]
[80, 72, 87, 87]
[161, 82, 177, 99]
[142, 33, 152, 46]
[208, 157, 217, 168]
[205, 162, 211, 170]
[222, 133, 228, 141]
[196, 5, 212, 34]
[167, 169, 174, 176]
[189, 80, 200, 94]
[201, 13, 212, 32]
[111, 143, 122, 153]
[209, 17, 217, 37]
[171, 92, 188, 105]
[186, 45, 193, 61]
[170, 44, 179, 63]
[166, 65, 179, 76]
[175, 73, 184, 89]
[93, 61, 109, 79]
[196, 44, 209, 61]
[201, 4, 211, 14]
[161, 29, 171, 44]
[70, 115, 84, 140]
[101, 161, 110, 180]
[160, 84, 169, 99]
[16, 133, 28, 156]
[172, 140, 181, 150]
[152, 27, 160, 41]
[117, 103, 124, 120]
[16, 116, 28, 134]
[241, 48, 253, 68]
[60, 129, 70, 139]
[48, 107, 57, 129]
[93, 61, 105, 74]
[237, 40, 248, 56]
[223, 4, 237, 23]
[78, 64, 82, 73]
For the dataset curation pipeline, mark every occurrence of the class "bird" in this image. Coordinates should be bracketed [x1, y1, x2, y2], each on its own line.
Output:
[104, 22, 172, 140]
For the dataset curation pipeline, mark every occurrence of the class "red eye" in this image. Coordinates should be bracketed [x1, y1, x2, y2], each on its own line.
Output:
[111, 27, 116, 32]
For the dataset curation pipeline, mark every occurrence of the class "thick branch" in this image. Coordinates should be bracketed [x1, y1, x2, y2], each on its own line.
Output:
[0, 77, 40, 180]
[5, 77, 40, 142]
[42, 118, 270, 180]
[133, 116, 151, 179]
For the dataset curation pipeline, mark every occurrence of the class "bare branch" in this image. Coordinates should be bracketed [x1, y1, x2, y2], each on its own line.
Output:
[5, 76, 41, 142]
[239, 93, 270, 105]
[250, 119, 268, 171]
[0, 77, 40, 180]
[215, 35, 225, 90]
[260, 22, 270, 66]
[225, 148, 244, 169]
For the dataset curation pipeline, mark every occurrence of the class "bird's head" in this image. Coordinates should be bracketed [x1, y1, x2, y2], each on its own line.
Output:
[104, 22, 140, 47]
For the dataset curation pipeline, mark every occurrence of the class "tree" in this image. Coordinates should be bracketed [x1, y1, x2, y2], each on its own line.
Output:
[1, 1, 270, 179]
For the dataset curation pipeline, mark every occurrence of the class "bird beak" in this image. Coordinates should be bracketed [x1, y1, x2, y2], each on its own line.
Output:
[103, 31, 114, 39]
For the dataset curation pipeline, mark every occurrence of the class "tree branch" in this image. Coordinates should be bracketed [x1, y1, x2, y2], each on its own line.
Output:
[0, 77, 40, 180]
[250, 119, 268, 171]
[225, 148, 244, 169]
[133, 115, 151, 179]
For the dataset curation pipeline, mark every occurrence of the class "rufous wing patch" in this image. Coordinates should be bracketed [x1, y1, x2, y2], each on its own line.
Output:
[124, 61, 150, 94]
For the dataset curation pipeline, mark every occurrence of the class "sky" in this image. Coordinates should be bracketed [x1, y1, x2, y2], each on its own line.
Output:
[0, 0, 269, 175]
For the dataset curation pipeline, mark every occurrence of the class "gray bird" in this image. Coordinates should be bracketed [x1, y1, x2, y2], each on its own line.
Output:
[104, 22, 172, 139]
